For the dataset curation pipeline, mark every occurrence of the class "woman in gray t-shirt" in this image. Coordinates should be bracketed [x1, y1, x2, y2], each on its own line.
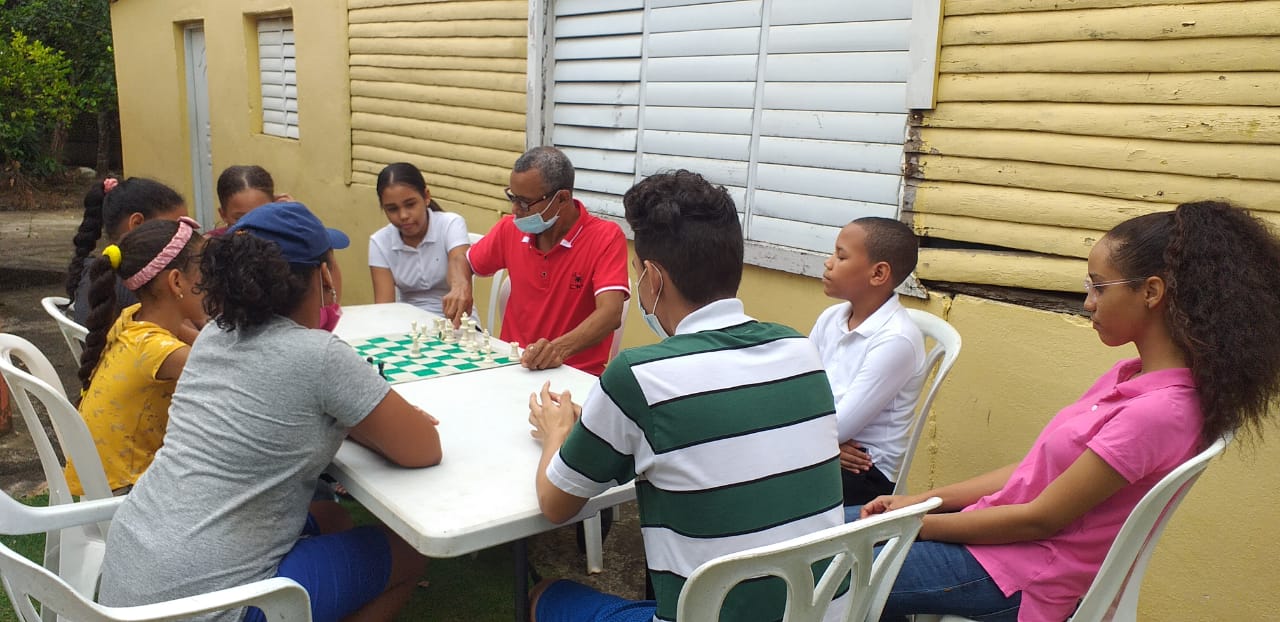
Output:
[99, 202, 442, 622]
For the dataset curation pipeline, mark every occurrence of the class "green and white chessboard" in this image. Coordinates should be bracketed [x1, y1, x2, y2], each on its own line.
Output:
[347, 333, 519, 385]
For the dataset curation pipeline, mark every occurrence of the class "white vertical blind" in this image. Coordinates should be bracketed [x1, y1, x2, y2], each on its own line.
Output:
[258, 16, 299, 139]
[546, 0, 923, 254]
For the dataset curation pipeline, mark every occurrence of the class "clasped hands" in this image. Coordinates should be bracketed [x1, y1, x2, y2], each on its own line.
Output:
[528, 381, 580, 445]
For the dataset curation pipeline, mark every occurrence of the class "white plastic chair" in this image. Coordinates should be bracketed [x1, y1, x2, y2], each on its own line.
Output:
[894, 310, 962, 494]
[0, 493, 312, 622]
[39, 297, 87, 363]
[0, 334, 113, 603]
[917, 434, 1231, 622]
[677, 497, 942, 622]
[491, 268, 631, 574]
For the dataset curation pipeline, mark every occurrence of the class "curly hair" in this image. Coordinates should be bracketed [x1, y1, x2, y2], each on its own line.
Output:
[200, 231, 316, 331]
[376, 162, 443, 212]
[1107, 200, 1280, 444]
[623, 169, 743, 305]
[65, 177, 185, 300]
[79, 219, 202, 388]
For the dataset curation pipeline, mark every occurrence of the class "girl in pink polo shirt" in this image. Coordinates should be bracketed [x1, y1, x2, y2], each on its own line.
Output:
[865, 201, 1280, 622]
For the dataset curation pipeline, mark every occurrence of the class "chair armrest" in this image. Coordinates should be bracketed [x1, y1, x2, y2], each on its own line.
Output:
[0, 495, 124, 534]
[101, 577, 311, 622]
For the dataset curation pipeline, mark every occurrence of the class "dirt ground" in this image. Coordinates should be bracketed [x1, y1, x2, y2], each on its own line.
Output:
[0, 181, 647, 600]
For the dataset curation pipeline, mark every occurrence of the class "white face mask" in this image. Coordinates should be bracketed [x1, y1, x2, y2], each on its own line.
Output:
[637, 264, 669, 339]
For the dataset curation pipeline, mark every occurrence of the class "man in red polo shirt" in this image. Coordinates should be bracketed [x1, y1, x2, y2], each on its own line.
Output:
[468, 146, 630, 376]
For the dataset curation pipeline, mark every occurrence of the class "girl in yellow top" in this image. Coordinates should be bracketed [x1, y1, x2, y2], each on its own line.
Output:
[66, 217, 206, 495]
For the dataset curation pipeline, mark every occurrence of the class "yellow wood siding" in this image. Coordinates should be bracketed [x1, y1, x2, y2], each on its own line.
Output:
[348, 0, 525, 220]
[908, 0, 1280, 291]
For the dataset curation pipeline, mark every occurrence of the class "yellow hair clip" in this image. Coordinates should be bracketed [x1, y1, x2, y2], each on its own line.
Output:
[102, 244, 122, 270]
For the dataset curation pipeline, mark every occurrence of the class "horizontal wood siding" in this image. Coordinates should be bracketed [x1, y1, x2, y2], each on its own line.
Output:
[907, 0, 1280, 291]
[349, 1, 526, 216]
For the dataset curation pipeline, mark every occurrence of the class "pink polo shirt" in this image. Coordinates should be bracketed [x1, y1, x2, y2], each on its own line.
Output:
[965, 358, 1202, 622]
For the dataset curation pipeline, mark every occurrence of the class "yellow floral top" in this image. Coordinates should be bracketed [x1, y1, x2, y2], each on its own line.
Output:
[65, 304, 187, 495]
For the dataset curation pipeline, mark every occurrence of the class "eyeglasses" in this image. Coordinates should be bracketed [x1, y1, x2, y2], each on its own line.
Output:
[1083, 277, 1146, 296]
[504, 188, 559, 213]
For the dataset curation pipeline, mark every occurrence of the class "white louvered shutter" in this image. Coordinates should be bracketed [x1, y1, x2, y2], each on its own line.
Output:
[544, 0, 919, 255]
[259, 16, 299, 139]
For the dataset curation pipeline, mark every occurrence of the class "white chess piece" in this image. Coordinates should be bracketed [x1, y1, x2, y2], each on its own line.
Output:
[509, 342, 520, 360]
[410, 335, 421, 357]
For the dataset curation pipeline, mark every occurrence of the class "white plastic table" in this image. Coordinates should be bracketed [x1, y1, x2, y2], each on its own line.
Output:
[329, 304, 634, 619]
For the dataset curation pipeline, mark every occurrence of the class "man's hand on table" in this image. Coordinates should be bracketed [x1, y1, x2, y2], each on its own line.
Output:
[528, 381, 580, 445]
[441, 285, 474, 329]
[521, 338, 570, 370]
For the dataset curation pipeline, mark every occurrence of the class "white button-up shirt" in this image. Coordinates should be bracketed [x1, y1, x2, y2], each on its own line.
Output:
[809, 296, 926, 481]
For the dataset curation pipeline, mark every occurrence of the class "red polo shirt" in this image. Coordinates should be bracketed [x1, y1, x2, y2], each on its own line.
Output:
[468, 201, 630, 375]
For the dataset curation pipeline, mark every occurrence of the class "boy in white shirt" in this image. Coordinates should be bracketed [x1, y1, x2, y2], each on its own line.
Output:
[810, 217, 927, 516]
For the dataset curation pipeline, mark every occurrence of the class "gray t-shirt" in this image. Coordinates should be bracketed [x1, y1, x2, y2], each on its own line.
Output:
[98, 316, 390, 620]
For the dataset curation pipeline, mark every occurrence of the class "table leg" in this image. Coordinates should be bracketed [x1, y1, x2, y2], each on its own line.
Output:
[514, 538, 529, 622]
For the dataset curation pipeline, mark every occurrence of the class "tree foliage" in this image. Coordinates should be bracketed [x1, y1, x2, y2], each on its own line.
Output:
[2, 0, 115, 113]
[0, 30, 77, 174]
[0, 0, 115, 176]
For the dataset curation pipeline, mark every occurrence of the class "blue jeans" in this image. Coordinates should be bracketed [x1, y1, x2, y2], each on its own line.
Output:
[879, 541, 1021, 621]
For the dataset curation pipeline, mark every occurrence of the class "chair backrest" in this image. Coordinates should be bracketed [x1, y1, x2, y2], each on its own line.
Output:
[491, 274, 629, 361]
[1067, 434, 1230, 622]
[0, 494, 312, 622]
[0, 335, 112, 505]
[39, 297, 87, 363]
[893, 310, 962, 494]
[677, 497, 941, 622]
[488, 268, 509, 334]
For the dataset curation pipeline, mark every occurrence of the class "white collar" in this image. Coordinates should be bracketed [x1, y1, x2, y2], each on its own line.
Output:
[674, 298, 754, 335]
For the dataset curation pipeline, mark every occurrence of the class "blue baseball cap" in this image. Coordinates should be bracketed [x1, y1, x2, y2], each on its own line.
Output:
[226, 201, 350, 265]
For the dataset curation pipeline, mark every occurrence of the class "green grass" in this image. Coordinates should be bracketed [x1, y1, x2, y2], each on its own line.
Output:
[0, 495, 516, 622]
[343, 498, 516, 621]
[0, 493, 49, 622]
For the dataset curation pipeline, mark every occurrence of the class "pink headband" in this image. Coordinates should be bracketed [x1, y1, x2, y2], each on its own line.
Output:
[103, 178, 118, 193]
[122, 216, 201, 291]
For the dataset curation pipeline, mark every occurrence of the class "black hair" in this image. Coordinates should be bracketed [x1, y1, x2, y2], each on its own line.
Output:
[1106, 200, 1280, 445]
[623, 170, 743, 305]
[65, 177, 185, 300]
[79, 219, 202, 389]
[199, 231, 319, 331]
[216, 165, 275, 208]
[376, 162, 442, 211]
[513, 147, 575, 195]
[852, 217, 919, 288]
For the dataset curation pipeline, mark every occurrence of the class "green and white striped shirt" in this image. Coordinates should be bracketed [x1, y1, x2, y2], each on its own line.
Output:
[547, 299, 845, 621]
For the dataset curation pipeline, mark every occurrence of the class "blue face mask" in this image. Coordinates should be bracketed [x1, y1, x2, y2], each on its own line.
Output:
[637, 265, 669, 339]
[513, 195, 560, 234]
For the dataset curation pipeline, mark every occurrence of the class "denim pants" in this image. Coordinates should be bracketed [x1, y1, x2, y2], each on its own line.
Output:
[879, 540, 1021, 621]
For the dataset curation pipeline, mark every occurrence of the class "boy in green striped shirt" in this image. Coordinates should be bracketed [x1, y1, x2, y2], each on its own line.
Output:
[528, 170, 845, 622]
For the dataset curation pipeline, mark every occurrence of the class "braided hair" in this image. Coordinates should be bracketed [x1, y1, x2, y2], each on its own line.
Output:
[65, 177, 185, 301]
[79, 219, 201, 388]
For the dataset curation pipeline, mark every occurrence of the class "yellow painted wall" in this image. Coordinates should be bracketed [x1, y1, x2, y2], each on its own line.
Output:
[109, 0, 1279, 618]
[908, 0, 1280, 292]
[109, 0, 513, 305]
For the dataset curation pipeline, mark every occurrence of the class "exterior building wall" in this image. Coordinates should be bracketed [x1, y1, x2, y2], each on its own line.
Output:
[348, 0, 526, 220]
[907, 0, 1280, 291]
[108, 0, 1279, 618]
